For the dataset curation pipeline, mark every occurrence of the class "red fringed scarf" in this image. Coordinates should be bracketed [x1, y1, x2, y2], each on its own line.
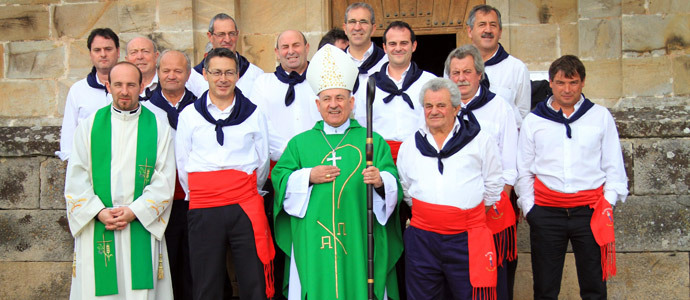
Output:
[485, 191, 517, 265]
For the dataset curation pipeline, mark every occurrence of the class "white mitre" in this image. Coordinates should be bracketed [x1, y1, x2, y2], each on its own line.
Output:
[306, 44, 358, 95]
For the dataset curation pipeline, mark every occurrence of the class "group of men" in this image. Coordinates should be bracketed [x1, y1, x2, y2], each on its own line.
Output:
[61, 2, 627, 300]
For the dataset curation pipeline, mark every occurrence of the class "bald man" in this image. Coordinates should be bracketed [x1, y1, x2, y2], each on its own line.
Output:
[126, 37, 160, 97]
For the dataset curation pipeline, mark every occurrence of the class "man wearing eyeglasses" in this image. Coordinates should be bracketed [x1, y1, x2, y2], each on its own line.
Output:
[342, 2, 388, 97]
[186, 13, 264, 98]
[176, 48, 275, 300]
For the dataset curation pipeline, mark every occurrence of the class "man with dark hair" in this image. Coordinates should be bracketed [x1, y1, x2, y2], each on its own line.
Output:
[318, 28, 349, 50]
[342, 2, 388, 95]
[516, 55, 627, 299]
[176, 47, 275, 300]
[186, 13, 264, 98]
[65, 61, 176, 299]
[466, 5, 530, 128]
[141, 50, 197, 300]
[445, 44, 518, 300]
[57, 28, 119, 161]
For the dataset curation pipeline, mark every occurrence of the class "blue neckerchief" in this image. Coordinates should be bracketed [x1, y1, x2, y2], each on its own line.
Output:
[414, 112, 481, 174]
[193, 52, 251, 77]
[351, 44, 386, 93]
[274, 64, 307, 106]
[86, 67, 108, 95]
[193, 88, 257, 145]
[373, 62, 424, 109]
[457, 83, 496, 121]
[484, 43, 510, 66]
[145, 85, 197, 129]
[531, 94, 594, 138]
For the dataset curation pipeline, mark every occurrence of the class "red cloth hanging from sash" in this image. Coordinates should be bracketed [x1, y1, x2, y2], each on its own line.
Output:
[485, 192, 517, 265]
[173, 173, 186, 200]
[188, 169, 276, 298]
[410, 198, 497, 300]
[386, 140, 402, 164]
[534, 177, 616, 281]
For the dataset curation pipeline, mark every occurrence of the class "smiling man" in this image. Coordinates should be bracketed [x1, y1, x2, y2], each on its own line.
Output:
[125, 37, 160, 97]
[342, 2, 388, 96]
[65, 61, 176, 299]
[272, 44, 403, 300]
[57, 28, 119, 161]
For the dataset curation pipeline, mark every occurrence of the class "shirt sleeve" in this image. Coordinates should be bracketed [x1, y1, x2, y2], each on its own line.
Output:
[255, 112, 271, 194]
[600, 111, 629, 205]
[481, 134, 504, 206]
[515, 62, 532, 121]
[57, 86, 80, 161]
[372, 171, 398, 225]
[283, 168, 313, 218]
[499, 104, 519, 186]
[515, 118, 536, 216]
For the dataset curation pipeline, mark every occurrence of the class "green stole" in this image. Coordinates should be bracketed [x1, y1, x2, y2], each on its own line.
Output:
[91, 105, 158, 296]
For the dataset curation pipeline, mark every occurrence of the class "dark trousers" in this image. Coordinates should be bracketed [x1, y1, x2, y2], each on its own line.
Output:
[188, 205, 267, 300]
[165, 200, 193, 300]
[527, 204, 606, 300]
[405, 226, 488, 300]
[506, 190, 520, 300]
[262, 179, 286, 300]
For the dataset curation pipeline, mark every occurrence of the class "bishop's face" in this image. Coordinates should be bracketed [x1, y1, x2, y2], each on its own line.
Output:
[106, 63, 143, 111]
[316, 88, 354, 127]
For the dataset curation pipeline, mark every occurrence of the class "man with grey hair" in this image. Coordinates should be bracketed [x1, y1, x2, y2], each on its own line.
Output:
[397, 77, 503, 299]
[342, 2, 388, 95]
[467, 4, 530, 129]
[125, 36, 160, 97]
[141, 49, 197, 300]
[187, 13, 264, 98]
[445, 44, 518, 300]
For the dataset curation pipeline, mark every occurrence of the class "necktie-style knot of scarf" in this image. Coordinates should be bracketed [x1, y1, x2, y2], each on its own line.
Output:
[274, 65, 307, 106]
[147, 85, 197, 129]
[531, 95, 594, 138]
[374, 62, 423, 109]
[193, 88, 257, 145]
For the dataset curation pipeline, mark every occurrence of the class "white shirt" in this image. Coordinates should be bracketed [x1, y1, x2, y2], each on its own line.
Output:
[141, 90, 192, 135]
[250, 71, 321, 160]
[185, 60, 265, 99]
[175, 96, 270, 199]
[461, 87, 519, 186]
[140, 72, 159, 98]
[397, 119, 504, 209]
[353, 64, 437, 142]
[515, 96, 628, 215]
[484, 51, 531, 128]
[57, 76, 113, 161]
[348, 43, 388, 101]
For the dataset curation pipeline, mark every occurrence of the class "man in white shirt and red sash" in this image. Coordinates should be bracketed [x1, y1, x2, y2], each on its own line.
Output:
[64, 61, 176, 300]
[175, 48, 275, 300]
[141, 50, 197, 300]
[516, 55, 627, 299]
[445, 44, 518, 300]
[57, 28, 119, 161]
[343, 2, 388, 97]
[397, 78, 503, 299]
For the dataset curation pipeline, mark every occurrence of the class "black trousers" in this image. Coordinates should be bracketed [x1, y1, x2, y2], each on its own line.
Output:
[527, 204, 606, 300]
[188, 205, 267, 300]
[165, 200, 193, 300]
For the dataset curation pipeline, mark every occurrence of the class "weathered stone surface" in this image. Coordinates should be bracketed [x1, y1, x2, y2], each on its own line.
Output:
[0, 81, 57, 117]
[0, 126, 60, 157]
[53, 2, 119, 38]
[6, 41, 65, 79]
[0, 157, 40, 209]
[514, 252, 690, 299]
[192, 0, 236, 32]
[579, 19, 621, 60]
[579, 0, 622, 19]
[621, 0, 645, 14]
[117, 0, 156, 33]
[673, 55, 690, 95]
[615, 195, 690, 251]
[0, 262, 71, 300]
[67, 40, 92, 78]
[40, 158, 67, 210]
[583, 59, 621, 99]
[304, 0, 328, 32]
[633, 138, 690, 195]
[243, 33, 279, 73]
[0, 44, 4, 80]
[622, 56, 673, 96]
[0, 210, 73, 261]
[159, 0, 193, 31]
[0, 6, 50, 41]
[193, 31, 211, 64]
[241, 1, 307, 34]
[508, 24, 559, 63]
[508, 0, 577, 25]
[648, 0, 690, 14]
[620, 140, 634, 195]
[612, 105, 690, 138]
[146, 31, 195, 58]
[622, 14, 690, 53]
[560, 23, 579, 56]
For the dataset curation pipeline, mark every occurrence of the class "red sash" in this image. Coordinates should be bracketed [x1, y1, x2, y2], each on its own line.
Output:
[411, 199, 497, 299]
[534, 177, 616, 281]
[188, 169, 275, 298]
[386, 140, 402, 164]
[485, 192, 517, 264]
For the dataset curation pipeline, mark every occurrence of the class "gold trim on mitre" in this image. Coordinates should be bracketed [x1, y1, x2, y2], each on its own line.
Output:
[307, 44, 358, 95]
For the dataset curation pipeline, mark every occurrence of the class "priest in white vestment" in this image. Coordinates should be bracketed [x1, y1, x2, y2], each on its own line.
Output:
[65, 62, 175, 300]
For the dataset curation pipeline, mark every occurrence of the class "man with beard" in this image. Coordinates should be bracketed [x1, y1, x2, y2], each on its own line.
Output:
[57, 28, 119, 161]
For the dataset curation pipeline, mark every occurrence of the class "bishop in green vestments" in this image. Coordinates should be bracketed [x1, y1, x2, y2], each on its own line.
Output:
[272, 45, 404, 300]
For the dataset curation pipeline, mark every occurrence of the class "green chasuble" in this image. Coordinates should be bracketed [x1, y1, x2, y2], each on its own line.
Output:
[273, 119, 403, 300]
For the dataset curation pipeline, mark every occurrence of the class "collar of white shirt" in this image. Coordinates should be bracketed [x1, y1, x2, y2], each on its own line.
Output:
[206, 95, 237, 119]
[323, 119, 351, 134]
[161, 90, 186, 108]
[420, 117, 461, 151]
[546, 95, 585, 119]
[460, 87, 484, 108]
[385, 63, 411, 88]
[347, 42, 375, 64]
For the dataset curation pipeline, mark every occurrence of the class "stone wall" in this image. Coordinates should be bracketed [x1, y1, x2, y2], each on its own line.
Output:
[0, 0, 689, 298]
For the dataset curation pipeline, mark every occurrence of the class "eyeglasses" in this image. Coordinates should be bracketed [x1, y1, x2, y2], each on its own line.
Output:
[207, 69, 237, 78]
[212, 31, 239, 39]
[346, 19, 371, 26]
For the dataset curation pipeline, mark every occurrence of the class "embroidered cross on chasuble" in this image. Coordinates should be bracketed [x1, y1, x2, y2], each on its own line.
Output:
[272, 120, 404, 300]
